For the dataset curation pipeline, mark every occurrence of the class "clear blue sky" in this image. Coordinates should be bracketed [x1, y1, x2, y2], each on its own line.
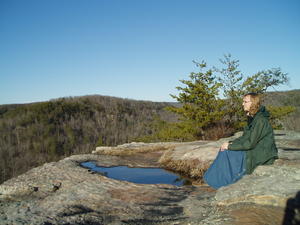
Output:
[1, 0, 299, 104]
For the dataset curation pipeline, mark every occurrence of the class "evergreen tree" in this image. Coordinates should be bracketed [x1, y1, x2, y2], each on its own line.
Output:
[214, 54, 244, 128]
[167, 61, 225, 139]
[166, 54, 294, 139]
[215, 54, 293, 128]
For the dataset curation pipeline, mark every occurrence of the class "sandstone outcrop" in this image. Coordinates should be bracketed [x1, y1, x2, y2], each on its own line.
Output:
[0, 130, 299, 225]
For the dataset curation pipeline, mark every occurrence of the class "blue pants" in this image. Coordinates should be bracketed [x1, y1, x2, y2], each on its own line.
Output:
[204, 150, 246, 189]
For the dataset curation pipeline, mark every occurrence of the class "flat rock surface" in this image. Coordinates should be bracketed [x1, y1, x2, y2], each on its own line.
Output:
[0, 130, 299, 225]
[0, 154, 219, 225]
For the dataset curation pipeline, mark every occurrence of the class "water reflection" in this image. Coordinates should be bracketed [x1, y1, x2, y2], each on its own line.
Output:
[81, 161, 191, 186]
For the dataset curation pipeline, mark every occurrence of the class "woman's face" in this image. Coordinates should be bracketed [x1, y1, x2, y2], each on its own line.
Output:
[242, 95, 252, 112]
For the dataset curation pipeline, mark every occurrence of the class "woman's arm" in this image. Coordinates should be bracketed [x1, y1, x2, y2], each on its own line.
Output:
[228, 118, 269, 151]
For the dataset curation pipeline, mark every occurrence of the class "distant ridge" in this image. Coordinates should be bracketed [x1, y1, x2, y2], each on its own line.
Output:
[0, 90, 299, 184]
[0, 94, 178, 183]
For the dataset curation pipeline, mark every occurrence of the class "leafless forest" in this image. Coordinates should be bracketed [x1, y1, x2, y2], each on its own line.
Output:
[0, 90, 299, 184]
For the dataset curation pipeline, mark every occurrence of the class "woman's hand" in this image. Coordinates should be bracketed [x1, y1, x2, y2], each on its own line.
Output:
[220, 142, 229, 151]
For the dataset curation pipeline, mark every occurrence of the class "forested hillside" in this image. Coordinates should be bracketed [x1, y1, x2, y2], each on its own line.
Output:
[0, 95, 177, 183]
[264, 89, 300, 131]
[0, 90, 299, 184]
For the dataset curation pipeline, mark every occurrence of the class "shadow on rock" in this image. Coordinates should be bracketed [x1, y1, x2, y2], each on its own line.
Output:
[282, 191, 300, 225]
[282, 148, 300, 152]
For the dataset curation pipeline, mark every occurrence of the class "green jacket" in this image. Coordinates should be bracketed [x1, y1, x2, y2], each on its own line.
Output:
[228, 106, 278, 174]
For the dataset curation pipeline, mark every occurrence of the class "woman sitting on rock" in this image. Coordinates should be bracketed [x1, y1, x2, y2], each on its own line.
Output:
[204, 92, 278, 189]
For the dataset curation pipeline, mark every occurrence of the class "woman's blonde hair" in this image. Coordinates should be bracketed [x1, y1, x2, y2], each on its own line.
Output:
[244, 93, 261, 115]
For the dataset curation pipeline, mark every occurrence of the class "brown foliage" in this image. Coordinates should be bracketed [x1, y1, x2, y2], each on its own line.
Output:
[159, 149, 211, 183]
[0, 95, 178, 184]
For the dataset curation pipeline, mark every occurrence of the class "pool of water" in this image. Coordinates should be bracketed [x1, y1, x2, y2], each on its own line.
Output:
[81, 161, 191, 186]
